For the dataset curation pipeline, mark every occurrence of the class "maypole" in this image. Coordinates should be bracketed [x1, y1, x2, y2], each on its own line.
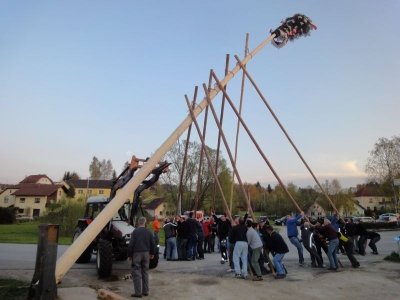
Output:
[55, 14, 316, 283]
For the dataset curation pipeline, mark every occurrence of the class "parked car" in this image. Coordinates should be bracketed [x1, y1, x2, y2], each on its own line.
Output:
[376, 213, 398, 223]
[274, 216, 287, 226]
[352, 216, 375, 223]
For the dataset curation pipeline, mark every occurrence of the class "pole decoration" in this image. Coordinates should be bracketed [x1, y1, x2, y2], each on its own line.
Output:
[271, 14, 317, 48]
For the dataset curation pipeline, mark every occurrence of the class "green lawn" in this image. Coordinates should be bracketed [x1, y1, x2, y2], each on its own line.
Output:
[0, 279, 30, 300]
[0, 223, 71, 245]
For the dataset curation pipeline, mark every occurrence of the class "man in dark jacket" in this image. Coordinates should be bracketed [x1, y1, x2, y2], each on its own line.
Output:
[212, 212, 232, 263]
[301, 222, 323, 268]
[367, 231, 381, 254]
[185, 212, 198, 260]
[264, 225, 289, 279]
[127, 216, 155, 298]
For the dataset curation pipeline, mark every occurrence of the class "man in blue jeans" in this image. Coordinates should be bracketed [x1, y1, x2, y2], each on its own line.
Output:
[286, 211, 304, 265]
[264, 225, 289, 279]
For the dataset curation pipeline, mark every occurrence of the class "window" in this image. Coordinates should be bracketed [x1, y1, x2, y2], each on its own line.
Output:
[99, 190, 104, 195]
[33, 209, 40, 217]
[18, 208, 24, 213]
[88, 190, 92, 195]
[35, 198, 40, 204]
[20, 198, 25, 203]
[4, 197, 8, 204]
[78, 189, 83, 194]
[369, 199, 373, 203]
[159, 211, 163, 216]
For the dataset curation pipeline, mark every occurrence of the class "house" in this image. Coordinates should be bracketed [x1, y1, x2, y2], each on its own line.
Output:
[305, 201, 327, 219]
[353, 183, 392, 211]
[67, 179, 113, 200]
[0, 174, 68, 217]
[143, 198, 165, 218]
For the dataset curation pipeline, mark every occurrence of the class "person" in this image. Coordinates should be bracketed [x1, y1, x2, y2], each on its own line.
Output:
[185, 212, 198, 260]
[163, 217, 178, 261]
[246, 220, 264, 281]
[127, 216, 155, 298]
[195, 217, 205, 259]
[344, 218, 357, 254]
[300, 221, 323, 268]
[152, 215, 160, 245]
[230, 217, 248, 279]
[202, 217, 212, 253]
[367, 230, 381, 254]
[176, 216, 189, 260]
[337, 225, 360, 268]
[264, 225, 289, 279]
[212, 212, 231, 264]
[355, 220, 368, 255]
[319, 218, 339, 270]
[286, 211, 305, 265]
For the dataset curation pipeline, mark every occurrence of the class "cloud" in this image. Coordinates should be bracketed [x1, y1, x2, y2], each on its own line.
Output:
[340, 160, 365, 176]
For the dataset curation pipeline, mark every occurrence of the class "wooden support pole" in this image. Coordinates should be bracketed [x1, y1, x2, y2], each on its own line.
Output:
[185, 96, 233, 221]
[233, 55, 340, 216]
[177, 87, 198, 214]
[229, 33, 249, 212]
[55, 33, 275, 283]
[212, 55, 230, 211]
[211, 70, 306, 217]
[202, 83, 255, 221]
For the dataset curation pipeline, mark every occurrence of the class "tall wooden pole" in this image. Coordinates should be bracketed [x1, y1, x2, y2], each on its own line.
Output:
[55, 33, 275, 283]
[212, 55, 230, 211]
[185, 96, 233, 221]
[233, 55, 340, 216]
[203, 83, 255, 221]
[177, 87, 198, 214]
[211, 70, 306, 216]
[229, 34, 249, 212]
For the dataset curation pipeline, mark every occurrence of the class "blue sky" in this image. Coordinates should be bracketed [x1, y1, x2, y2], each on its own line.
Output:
[1, 1, 399, 188]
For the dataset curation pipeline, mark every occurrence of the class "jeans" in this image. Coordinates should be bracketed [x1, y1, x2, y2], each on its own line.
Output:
[250, 247, 262, 276]
[289, 236, 304, 263]
[131, 252, 150, 296]
[233, 241, 248, 276]
[187, 235, 197, 259]
[273, 253, 286, 275]
[327, 238, 339, 268]
[166, 237, 178, 260]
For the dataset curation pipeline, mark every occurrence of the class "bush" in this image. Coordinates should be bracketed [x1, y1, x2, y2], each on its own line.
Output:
[0, 207, 16, 224]
[384, 251, 400, 263]
[39, 199, 85, 236]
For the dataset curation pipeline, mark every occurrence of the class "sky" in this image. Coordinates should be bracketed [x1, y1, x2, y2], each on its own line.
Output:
[1, 1, 399, 188]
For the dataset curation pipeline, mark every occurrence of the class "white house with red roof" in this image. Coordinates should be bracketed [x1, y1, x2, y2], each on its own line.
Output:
[0, 174, 68, 218]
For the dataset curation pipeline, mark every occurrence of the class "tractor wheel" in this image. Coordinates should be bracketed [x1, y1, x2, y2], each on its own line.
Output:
[72, 228, 92, 264]
[96, 238, 113, 277]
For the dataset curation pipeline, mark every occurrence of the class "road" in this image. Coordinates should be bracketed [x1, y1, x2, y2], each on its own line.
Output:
[1, 229, 399, 300]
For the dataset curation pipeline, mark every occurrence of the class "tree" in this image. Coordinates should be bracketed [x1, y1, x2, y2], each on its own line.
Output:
[365, 136, 400, 210]
[89, 157, 115, 180]
[89, 156, 102, 179]
[63, 171, 80, 181]
[163, 140, 229, 213]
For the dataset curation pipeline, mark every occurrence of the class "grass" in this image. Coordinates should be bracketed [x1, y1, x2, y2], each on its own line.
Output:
[0, 223, 71, 245]
[384, 251, 400, 263]
[0, 279, 30, 300]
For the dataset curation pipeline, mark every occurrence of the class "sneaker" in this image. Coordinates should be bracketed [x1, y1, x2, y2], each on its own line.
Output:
[226, 268, 234, 273]
[274, 274, 286, 279]
[235, 274, 242, 279]
[241, 275, 248, 280]
[220, 258, 226, 264]
[252, 276, 263, 281]
[327, 267, 338, 271]
[371, 252, 379, 255]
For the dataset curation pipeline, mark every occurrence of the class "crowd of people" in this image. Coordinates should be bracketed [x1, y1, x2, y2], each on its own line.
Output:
[126, 212, 382, 297]
[158, 211, 382, 280]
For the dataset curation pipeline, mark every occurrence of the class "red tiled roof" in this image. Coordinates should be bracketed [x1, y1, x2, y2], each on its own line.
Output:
[19, 174, 54, 184]
[144, 198, 164, 210]
[12, 184, 60, 197]
[354, 183, 382, 197]
[67, 179, 113, 189]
